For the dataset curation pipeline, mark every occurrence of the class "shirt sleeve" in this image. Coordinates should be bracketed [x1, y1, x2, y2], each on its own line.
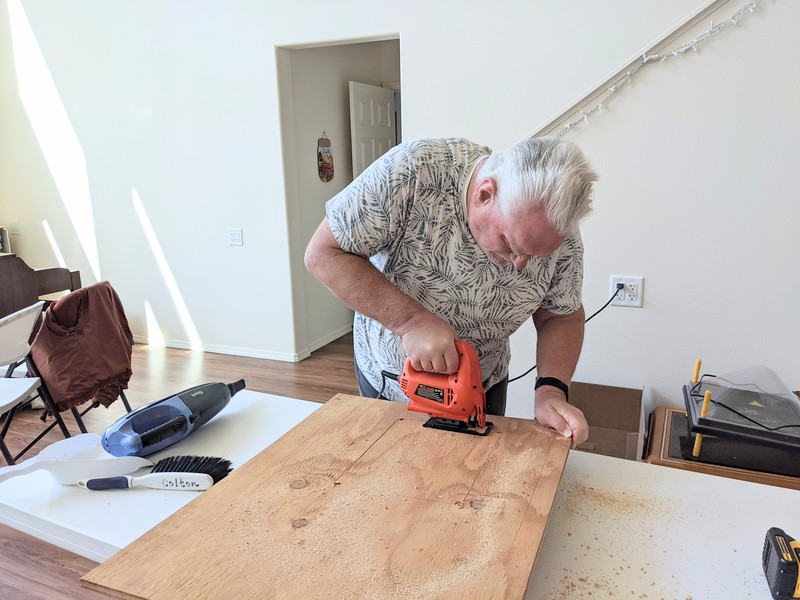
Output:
[325, 143, 416, 258]
[539, 231, 584, 314]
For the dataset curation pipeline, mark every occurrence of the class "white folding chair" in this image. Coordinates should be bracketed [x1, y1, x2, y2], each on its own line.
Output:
[0, 301, 71, 464]
[1, 301, 43, 378]
[0, 377, 45, 464]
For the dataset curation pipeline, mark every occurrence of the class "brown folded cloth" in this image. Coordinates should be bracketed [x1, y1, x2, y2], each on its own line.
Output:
[30, 281, 133, 412]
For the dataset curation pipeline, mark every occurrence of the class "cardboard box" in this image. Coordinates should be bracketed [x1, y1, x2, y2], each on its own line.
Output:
[570, 381, 645, 461]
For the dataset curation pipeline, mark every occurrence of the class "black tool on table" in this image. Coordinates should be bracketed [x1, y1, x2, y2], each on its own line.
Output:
[763, 527, 800, 599]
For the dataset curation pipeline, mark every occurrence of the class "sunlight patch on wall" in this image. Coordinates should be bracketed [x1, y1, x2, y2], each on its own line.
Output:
[7, 0, 100, 280]
[144, 300, 166, 347]
[41, 219, 66, 268]
[132, 187, 203, 351]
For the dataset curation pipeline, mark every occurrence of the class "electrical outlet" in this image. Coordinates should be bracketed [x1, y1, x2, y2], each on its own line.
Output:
[228, 228, 243, 246]
[8, 220, 20, 235]
[610, 276, 644, 307]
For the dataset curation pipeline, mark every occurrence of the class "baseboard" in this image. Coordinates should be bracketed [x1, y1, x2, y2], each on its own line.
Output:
[304, 325, 353, 354]
[131, 335, 309, 362]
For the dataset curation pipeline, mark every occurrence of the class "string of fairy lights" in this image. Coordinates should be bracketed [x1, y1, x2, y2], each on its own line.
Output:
[556, 0, 759, 137]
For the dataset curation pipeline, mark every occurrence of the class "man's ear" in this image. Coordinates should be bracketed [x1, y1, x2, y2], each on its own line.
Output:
[475, 177, 497, 206]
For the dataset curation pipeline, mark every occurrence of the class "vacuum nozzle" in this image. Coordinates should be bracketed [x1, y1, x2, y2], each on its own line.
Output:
[227, 379, 246, 396]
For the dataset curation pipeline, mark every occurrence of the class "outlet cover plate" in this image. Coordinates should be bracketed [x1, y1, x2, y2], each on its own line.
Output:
[228, 228, 243, 246]
[610, 276, 644, 308]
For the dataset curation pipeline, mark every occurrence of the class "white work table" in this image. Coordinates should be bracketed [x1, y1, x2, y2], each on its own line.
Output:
[1, 390, 797, 599]
[0, 390, 321, 562]
[528, 450, 799, 599]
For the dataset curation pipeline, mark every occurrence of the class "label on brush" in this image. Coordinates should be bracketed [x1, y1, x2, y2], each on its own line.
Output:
[415, 384, 444, 404]
[160, 476, 207, 489]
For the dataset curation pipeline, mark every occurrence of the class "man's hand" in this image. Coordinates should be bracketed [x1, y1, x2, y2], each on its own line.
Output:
[534, 387, 588, 447]
[531, 305, 586, 446]
[400, 315, 459, 373]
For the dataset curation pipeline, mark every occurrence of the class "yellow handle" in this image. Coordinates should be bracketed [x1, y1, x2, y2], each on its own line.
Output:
[692, 390, 712, 458]
[692, 359, 702, 384]
[791, 539, 800, 599]
[699, 390, 712, 418]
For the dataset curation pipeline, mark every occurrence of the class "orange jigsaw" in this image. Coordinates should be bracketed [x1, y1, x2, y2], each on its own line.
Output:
[399, 340, 493, 436]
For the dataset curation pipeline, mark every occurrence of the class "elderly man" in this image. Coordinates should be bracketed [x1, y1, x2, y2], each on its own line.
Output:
[305, 136, 597, 446]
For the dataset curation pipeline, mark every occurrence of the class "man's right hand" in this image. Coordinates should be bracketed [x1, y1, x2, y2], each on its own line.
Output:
[400, 316, 459, 374]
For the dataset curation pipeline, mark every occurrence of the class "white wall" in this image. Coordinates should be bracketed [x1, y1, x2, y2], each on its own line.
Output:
[506, 0, 800, 418]
[1, 0, 300, 359]
[1, 1, 796, 415]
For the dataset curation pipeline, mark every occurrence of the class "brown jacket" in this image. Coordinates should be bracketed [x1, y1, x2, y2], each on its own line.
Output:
[30, 281, 133, 412]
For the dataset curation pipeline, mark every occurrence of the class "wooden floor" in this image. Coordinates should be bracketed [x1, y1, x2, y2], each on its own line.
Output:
[0, 334, 357, 600]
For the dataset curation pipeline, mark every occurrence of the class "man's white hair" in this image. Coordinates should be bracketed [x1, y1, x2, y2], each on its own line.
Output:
[479, 137, 597, 234]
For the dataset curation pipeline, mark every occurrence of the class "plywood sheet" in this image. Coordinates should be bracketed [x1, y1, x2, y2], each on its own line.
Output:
[82, 394, 570, 599]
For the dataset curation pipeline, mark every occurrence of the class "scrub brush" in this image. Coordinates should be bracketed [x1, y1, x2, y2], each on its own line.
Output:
[77, 455, 233, 491]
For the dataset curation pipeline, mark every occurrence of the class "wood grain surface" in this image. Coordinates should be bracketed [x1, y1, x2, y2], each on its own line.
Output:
[0, 526, 111, 600]
[82, 393, 570, 600]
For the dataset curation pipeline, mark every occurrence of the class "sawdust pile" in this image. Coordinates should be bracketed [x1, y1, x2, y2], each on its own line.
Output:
[529, 479, 690, 599]
[561, 482, 674, 521]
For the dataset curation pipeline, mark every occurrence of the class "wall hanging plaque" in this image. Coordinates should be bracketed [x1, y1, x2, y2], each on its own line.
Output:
[317, 132, 334, 182]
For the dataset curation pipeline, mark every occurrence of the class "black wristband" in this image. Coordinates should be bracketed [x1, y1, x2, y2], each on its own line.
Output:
[534, 376, 569, 401]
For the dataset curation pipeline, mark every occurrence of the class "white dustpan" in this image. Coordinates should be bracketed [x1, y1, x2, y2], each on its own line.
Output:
[0, 434, 153, 485]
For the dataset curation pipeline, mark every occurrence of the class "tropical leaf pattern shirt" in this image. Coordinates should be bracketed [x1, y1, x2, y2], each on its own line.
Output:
[326, 138, 583, 403]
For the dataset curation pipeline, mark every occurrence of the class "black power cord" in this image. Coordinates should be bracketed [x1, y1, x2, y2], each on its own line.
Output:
[377, 283, 625, 394]
[378, 370, 397, 400]
[508, 282, 624, 384]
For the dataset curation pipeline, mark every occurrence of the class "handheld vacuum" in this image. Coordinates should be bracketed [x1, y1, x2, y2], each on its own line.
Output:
[102, 380, 246, 457]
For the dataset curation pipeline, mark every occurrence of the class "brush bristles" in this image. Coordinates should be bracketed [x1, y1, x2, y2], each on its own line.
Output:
[151, 455, 233, 484]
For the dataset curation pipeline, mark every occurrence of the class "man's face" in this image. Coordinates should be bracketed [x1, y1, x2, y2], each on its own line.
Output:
[469, 200, 565, 271]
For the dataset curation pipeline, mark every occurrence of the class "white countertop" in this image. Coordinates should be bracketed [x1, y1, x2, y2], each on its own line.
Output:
[1, 390, 797, 599]
[0, 390, 321, 562]
[527, 450, 799, 599]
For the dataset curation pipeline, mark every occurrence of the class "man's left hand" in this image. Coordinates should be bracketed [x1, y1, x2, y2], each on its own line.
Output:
[533, 388, 588, 448]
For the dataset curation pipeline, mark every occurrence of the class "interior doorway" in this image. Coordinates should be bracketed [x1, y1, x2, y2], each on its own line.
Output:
[276, 37, 401, 357]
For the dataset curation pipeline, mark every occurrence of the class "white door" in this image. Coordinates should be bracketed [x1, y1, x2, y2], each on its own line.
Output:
[349, 81, 396, 178]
